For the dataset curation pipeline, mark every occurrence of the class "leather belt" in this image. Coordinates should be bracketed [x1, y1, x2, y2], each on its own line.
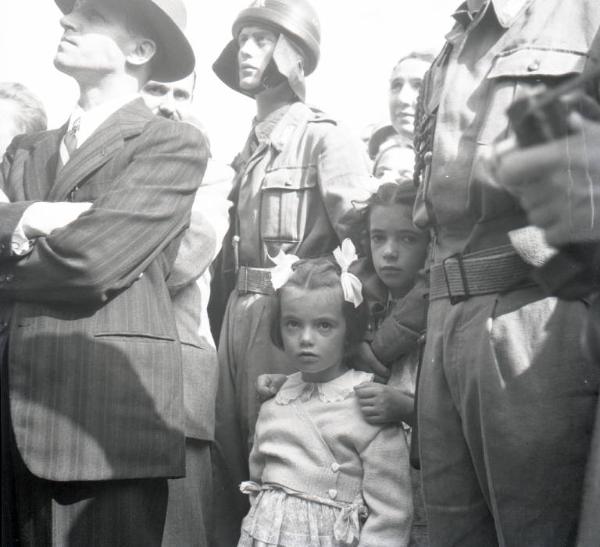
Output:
[429, 246, 533, 304]
[236, 266, 274, 295]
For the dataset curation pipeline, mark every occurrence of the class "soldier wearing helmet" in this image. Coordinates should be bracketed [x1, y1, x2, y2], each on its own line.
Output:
[213, 0, 320, 102]
[209, 1, 371, 543]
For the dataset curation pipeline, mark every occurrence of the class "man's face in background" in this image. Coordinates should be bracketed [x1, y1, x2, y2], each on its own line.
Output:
[141, 73, 195, 119]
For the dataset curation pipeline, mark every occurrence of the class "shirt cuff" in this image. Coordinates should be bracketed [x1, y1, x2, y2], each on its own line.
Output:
[11, 217, 34, 256]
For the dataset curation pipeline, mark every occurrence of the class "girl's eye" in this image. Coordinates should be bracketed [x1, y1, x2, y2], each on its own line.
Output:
[318, 321, 332, 331]
[401, 235, 418, 244]
[284, 320, 300, 330]
[370, 234, 385, 244]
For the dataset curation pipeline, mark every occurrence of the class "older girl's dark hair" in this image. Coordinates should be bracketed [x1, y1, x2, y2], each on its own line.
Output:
[270, 257, 368, 357]
[349, 181, 428, 256]
[367, 181, 418, 211]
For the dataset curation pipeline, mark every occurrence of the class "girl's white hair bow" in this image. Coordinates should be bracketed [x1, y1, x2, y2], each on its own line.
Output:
[269, 249, 300, 291]
[333, 239, 363, 308]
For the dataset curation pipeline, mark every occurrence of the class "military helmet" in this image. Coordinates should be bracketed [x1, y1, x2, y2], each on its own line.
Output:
[233, 0, 320, 75]
[213, 0, 321, 97]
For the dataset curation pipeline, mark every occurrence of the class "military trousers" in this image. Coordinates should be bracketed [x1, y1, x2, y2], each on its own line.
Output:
[418, 286, 598, 547]
[212, 290, 292, 546]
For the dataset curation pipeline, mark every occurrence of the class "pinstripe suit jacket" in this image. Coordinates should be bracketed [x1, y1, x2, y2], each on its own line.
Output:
[0, 99, 208, 481]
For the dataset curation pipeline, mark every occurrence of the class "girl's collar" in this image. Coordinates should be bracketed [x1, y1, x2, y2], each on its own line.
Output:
[276, 369, 374, 405]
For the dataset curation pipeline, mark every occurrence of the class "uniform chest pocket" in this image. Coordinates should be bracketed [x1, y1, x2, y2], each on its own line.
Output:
[260, 166, 318, 243]
[477, 48, 587, 144]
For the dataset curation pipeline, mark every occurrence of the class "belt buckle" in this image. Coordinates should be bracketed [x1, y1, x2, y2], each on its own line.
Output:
[238, 266, 249, 295]
[442, 253, 470, 305]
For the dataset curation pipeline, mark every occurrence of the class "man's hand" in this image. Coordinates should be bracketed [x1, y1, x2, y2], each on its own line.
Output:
[353, 342, 391, 382]
[490, 113, 600, 246]
[21, 201, 93, 238]
[256, 373, 287, 402]
[354, 382, 415, 426]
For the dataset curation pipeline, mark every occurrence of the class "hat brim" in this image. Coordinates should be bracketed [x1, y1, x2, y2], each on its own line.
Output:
[54, 0, 195, 82]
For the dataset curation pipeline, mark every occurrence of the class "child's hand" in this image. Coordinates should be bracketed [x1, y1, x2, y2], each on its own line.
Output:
[354, 383, 415, 426]
[353, 342, 391, 382]
[256, 374, 287, 402]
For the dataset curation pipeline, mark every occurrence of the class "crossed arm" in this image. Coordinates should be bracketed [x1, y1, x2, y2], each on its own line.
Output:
[0, 121, 208, 304]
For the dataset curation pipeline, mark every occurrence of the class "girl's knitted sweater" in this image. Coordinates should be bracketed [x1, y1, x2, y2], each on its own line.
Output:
[248, 369, 413, 547]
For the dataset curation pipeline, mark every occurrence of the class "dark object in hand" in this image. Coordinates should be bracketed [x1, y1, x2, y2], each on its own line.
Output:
[508, 66, 600, 148]
[506, 65, 600, 299]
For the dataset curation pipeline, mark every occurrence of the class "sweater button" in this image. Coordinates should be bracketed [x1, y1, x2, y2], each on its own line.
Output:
[331, 462, 340, 472]
[328, 489, 337, 499]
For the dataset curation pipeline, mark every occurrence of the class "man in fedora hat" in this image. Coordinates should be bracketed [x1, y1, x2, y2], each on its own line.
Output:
[209, 0, 371, 543]
[0, 0, 208, 544]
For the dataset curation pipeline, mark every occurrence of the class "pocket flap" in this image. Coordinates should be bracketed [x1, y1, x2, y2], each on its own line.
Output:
[262, 167, 317, 191]
[489, 48, 587, 79]
[94, 332, 175, 342]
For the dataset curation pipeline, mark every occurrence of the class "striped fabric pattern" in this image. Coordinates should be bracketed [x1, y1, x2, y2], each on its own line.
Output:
[0, 99, 209, 481]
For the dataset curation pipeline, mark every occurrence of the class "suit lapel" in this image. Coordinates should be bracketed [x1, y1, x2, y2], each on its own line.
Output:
[48, 99, 153, 201]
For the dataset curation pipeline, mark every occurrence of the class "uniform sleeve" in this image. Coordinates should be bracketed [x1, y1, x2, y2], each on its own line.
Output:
[315, 122, 374, 241]
[167, 161, 233, 292]
[0, 121, 208, 304]
[371, 272, 429, 365]
[359, 426, 413, 547]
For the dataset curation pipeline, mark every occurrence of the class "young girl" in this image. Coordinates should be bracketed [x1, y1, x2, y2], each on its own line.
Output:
[352, 181, 430, 546]
[238, 251, 413, 547]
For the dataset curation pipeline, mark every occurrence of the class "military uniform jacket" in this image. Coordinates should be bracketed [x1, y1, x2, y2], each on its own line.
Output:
[221, 101, 371, 283]
[414, 0, 600, 259]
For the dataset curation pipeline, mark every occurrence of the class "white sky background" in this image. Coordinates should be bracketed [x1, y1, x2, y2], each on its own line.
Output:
[0, 1, 458, 162]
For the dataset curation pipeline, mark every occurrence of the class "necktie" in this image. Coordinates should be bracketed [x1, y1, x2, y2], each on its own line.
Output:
[63, 118, 81, 161]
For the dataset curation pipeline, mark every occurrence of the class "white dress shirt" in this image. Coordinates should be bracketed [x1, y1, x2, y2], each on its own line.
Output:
[12, 94, 139, 255]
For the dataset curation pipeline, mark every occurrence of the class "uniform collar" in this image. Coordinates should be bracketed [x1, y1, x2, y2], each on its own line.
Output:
[275, 370, 374, 405]
[490, 0, 532, 27]
[452, 0, 531, 30]
[253, 102, 296, 145]
[266, 101, 312, 152]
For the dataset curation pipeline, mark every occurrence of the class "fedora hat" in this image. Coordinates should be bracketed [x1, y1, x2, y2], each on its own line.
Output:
[54, 0, 195, 82]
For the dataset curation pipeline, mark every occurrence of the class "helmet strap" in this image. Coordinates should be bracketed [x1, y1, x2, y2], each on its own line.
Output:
[261, 60, 287, 90]
[243, 60, 287, 97]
